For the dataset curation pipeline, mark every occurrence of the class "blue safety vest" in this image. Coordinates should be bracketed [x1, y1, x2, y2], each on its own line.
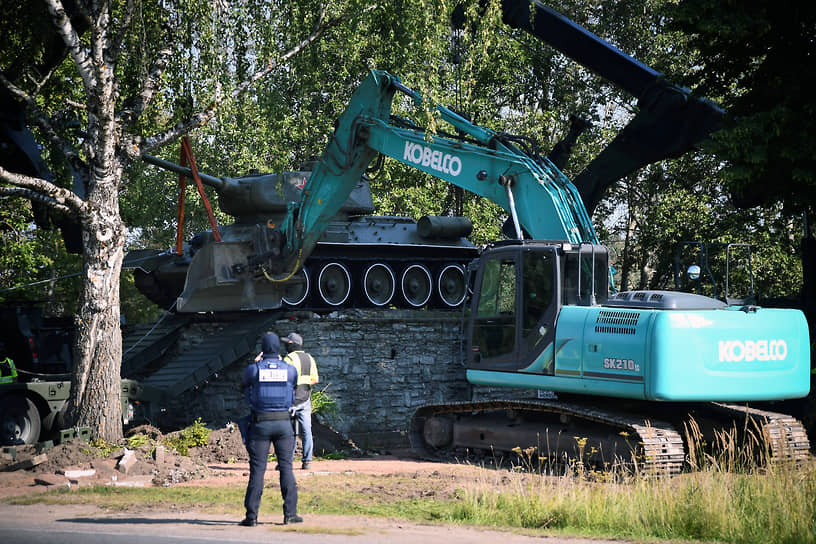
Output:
[246, 358, 296, 412]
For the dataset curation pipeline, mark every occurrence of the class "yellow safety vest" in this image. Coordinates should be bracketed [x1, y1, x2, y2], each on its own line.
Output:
[0, 357, 18, 384]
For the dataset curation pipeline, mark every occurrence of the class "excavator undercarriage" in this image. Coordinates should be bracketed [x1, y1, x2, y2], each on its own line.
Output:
[409, 398, 810, 475]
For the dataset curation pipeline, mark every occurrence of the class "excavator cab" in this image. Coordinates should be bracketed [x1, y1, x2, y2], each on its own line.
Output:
[466, 241, 609, 374]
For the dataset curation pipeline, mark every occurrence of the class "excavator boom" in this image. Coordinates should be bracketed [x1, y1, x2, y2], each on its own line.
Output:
[497, 0, 724, 213]
[283, 70, 599, 273]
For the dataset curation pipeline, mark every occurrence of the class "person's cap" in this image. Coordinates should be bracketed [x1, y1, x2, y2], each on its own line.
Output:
[261, 332, 280, 357]
[282, 332, 303, 346]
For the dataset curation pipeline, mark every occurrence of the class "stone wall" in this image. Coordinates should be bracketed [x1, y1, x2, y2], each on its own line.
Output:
[159, 309, 507, 449]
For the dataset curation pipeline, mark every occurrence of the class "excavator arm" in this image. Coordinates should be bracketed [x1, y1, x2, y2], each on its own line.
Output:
[497, 0, 724, 214]
[280, 70, 599, 275]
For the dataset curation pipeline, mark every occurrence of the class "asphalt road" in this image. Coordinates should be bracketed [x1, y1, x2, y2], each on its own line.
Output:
[0, 503, 646, 544]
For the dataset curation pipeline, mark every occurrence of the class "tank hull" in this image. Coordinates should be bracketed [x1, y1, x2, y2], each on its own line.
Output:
[128, 216, 478, 312]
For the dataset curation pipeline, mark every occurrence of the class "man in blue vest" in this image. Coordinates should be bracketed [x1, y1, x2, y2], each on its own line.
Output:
[240, 332, 302, 526]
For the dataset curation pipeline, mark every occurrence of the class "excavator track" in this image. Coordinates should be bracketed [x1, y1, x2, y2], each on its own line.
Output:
[710, 403, 811, 464]
[409, 399, 686, 475]
[409, 400, 811, 475]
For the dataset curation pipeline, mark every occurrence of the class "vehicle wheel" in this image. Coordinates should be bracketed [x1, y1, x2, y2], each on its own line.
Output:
[401, 264, 432, 307]
[363, 263, 395, 306]
[318, 262, 352, 306]
[0, 395, 41, 445]
[437, 264, 466, 307]
[282, 267, 310, 306]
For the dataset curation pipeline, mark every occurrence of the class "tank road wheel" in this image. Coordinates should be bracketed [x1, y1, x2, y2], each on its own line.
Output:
[318, 262, 352, 306]
[0, 395, 41, 446]
[282, 267, 310, 306]
[437, 264, 466, 307]
[363, 263, 395, 306]
[401, 264, 432, 308]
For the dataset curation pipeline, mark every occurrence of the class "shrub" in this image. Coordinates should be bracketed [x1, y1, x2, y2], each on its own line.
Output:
[311, 386, 338, 422]
[164, 418, 211, 456]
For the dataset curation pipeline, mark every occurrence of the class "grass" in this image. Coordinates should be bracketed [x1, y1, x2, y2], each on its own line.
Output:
[454, 462, 816, 543]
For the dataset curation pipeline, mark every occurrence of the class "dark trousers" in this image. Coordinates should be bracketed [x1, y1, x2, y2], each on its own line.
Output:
[244, 418, 297, 520]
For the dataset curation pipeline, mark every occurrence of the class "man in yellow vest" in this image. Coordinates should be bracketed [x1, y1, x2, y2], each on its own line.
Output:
[282, 332, 319, 470]
[0, 356, 17, 384]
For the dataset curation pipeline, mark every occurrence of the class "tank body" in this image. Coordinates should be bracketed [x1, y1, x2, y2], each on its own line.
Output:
[127, 164, 477, 312]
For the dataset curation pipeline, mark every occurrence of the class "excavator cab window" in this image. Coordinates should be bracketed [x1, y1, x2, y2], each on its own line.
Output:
[468, 245, 559, 372]
[562, 245, 609, 306]
[472, 257, 517, 362]
[521, 249, 556, 354]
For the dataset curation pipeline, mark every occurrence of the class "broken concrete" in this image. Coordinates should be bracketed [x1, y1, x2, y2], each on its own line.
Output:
[117, 449, 137, 474]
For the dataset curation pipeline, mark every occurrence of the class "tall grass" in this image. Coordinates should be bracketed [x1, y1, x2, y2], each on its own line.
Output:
[448, 417, 816, 544]
[449, 461, 816, 543]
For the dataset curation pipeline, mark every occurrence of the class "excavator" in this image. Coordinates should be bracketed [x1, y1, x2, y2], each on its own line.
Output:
[132, 1, 809, 473]
[253, 67, 808, 473]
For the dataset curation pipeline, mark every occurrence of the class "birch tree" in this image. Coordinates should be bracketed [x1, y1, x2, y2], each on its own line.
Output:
[0, 0, 350, 441]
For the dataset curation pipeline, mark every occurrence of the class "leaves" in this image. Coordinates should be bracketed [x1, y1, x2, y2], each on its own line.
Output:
[666, 0, 816, 212]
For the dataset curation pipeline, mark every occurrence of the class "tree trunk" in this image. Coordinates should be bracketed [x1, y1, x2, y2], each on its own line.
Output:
[64, 175, 126, 443]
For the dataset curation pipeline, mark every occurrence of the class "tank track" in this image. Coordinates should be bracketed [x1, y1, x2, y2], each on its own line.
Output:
[409, 399, 686, 475]
[284, 248, 476, 311]
[133, 249, 477, 312]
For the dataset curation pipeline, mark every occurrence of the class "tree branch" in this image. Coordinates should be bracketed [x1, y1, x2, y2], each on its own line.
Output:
[236, 5, 345, 95]
[0, 72, 88, 178]
[44, 0, 96, 92]
[118, 44, 174, 126]
[127, 105, 218, 159]
[107, 0, 137, 65]
[0, 187, 74, 217]
[0, 167, 87, 217]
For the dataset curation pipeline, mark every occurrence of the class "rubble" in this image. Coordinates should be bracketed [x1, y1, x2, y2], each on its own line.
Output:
[117, 449, 137, 474]
[0, 420, 355, 491]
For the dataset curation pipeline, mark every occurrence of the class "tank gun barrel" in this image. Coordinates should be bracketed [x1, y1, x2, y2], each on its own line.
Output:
[142, 153, 230, 192]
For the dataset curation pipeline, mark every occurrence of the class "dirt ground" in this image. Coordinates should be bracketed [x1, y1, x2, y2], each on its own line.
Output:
[0, 420, 494, 496]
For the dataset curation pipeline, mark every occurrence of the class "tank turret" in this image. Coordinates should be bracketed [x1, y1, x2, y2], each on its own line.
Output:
[125, 155, 478, 313]
[140, 154, 375, 221]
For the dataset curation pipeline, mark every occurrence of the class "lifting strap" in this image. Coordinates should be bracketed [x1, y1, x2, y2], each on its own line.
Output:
[176, 135, 221, 254]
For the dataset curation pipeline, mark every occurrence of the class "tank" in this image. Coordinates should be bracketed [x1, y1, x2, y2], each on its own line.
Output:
[126, 155, 479, 313]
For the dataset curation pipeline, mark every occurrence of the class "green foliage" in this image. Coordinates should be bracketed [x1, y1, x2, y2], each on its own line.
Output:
[448, 463, 816, 543]
[599, 151, 804, 300]
[125, 433, 152, 450]
[163, 418, 211, 456]
[665, 0, 816, 212]
[310, 386, 338, 422]
[0, 199, 82, 311]
[320, 451, 349, 460]
[127, 0, 637, 251]
[88, 438, 120, 458]
[119, 270, 164, 324]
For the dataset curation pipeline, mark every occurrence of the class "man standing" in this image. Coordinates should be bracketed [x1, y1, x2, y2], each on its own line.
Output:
[240, 332, 303, 526]
[282, 332, 319, 470]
